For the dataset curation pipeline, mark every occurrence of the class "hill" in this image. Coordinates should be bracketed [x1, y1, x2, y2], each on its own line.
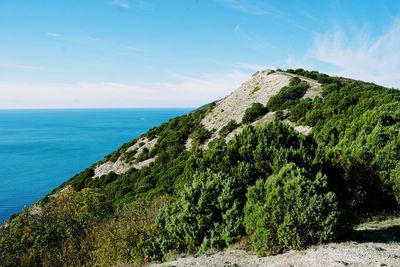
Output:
[1, 69, 400, 266]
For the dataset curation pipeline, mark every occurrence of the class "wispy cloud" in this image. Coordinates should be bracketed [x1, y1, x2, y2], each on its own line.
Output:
[218, 0, 282, 16]
[0, 63, 42, 70]
[47, 32, 63, 38]
[0, 71, 251, 108]
[111, 0, 130, 9]
[312, 18, 400, 88]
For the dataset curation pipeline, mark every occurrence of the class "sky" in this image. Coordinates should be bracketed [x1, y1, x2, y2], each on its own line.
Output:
[1, 0, 400, 108]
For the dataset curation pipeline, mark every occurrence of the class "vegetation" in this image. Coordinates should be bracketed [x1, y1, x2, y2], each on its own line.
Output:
[219, 119, 239, 137]
[1, 69, 400, 265]
[190, 125, 211, 147]
[244, 163, 342, 256]
[242, 102, 268, 124]
[267, 77, 309, 111]
[0, 188, 110, 266]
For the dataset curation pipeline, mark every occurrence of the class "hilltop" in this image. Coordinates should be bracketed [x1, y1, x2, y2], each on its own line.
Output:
[1, 69, 400, 266]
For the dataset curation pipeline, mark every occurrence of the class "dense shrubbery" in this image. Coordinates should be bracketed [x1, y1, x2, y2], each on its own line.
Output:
[244, 163, 342, 256]
[289, 98, 313, 122]
[93, 196, 167, 266]
[0, 188, 110, 266]
[153, 171, 244, 259]
[150, 120, 320, 259]
[242, 103, 268, 124]
[267, 77, 309, 111]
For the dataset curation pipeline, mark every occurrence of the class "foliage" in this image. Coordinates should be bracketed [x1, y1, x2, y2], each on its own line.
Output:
[151, 120, 318, 259]
[289, 98, 313, 122]
[93, 196, 167, 266]
[219, 120, 239, 137]
[152, 170, 245, 260]
[242, 103, 268, 124]
[267, 77, 309, 111]
[244, 163, 343, 256]
[190, 125, 211, 147]
[0, 188, 110, 267]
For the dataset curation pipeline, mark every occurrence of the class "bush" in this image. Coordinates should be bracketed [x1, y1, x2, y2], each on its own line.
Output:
[267, 78, 309, 111]
[289, 98, 313, 122]
[0, 188, 111, 266]
[136, 147, 150, 162]
[154, 170, 245, 259]
[244, 163, 343, 256]
[390, 162, 400, 203]
[219, 120, 239, 137]
[190, 126, 211, 147]
[242, 103, 268, 124]
[93, 196, 167, 266]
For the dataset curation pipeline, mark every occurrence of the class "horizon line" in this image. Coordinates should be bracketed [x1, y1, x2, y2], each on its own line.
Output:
[0, 106, 196, 111]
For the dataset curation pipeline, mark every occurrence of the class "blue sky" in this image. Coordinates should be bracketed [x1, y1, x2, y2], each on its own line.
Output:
[1, 0, 400, 108]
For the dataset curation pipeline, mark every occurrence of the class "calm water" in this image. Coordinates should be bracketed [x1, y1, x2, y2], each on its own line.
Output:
[0, 108, 192, 224]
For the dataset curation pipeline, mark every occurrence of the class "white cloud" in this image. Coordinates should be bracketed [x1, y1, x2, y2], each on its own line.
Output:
[111, 0, 130, 9]
[0, 71, 251, 109]
[312, 19, 400, 88]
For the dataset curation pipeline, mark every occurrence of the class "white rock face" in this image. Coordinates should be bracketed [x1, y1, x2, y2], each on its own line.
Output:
[93, 137, 158, 178]
[201, 70, 291, 132]
[94, 158, 130, 178]
[197, 71, 321, 148]
[126, 137, 158, 156]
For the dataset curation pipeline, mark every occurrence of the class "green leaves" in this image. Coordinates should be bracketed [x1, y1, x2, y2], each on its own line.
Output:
[242, 103, 268, 124]
[267, 78, 309, 111]
[244, 163, 343, 256]
[155, 170, 245, 258]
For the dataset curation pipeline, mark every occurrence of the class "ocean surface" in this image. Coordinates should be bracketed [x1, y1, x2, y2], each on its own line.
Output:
[0, 108, 192, 224]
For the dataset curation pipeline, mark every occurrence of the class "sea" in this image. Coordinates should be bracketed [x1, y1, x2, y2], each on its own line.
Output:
[0, 108, 192, 224]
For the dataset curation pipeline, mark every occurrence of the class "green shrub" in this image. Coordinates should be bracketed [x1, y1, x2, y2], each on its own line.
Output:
[267, 78, 309, 111]
[219, 120, 239, 137]
[244, 163, 343, 256]
[0, 188, 111, 267]
[242, 103, 268, 124]
[289, 98, 313, 122]
[275, 110, 285, 120]
[136, 147, 150, 162]
[190, 126, 211, 147]
[390, 162, 400, 203]
[154, 170, 245, 259]
[93, 196, 167, 266]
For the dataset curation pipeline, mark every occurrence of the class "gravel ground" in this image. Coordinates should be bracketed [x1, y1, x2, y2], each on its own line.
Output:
[150, 242, 400, 267]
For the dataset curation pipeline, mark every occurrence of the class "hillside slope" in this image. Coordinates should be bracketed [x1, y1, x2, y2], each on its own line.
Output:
[1, 69, 400, 267]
